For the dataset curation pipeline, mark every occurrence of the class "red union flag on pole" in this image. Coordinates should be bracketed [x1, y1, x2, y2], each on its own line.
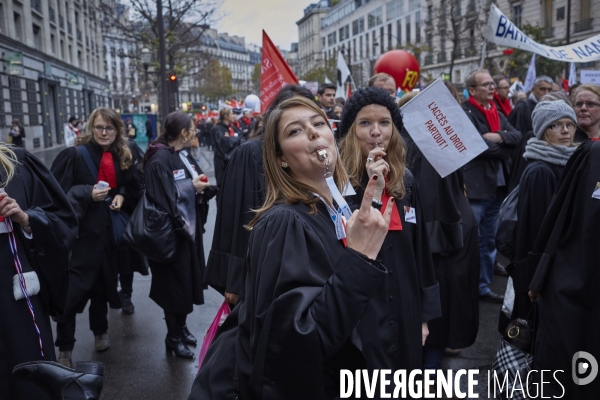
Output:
[260, 30, 299, 113]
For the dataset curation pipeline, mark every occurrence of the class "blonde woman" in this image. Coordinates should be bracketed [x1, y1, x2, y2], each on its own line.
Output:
[51, 107, 135, 367]
[0, 144, 77, 399]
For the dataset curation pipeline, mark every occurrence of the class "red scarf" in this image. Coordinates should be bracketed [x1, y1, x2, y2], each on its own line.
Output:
[241, 117, 252, 126]
[468, 96, 501, 132]
[493, 92, 512, 117]
[98, 152, 117, 188]
[228, 127, 235, 137]
[380, 177, 402, 230]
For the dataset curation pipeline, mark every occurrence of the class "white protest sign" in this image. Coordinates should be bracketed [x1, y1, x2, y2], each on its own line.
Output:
[487, 4, 600, 63]
[400, 79, 488, 178]
[581, 70, 600, 84]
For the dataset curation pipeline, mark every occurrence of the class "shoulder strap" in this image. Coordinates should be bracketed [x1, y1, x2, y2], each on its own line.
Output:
[76, 146, 98, 181]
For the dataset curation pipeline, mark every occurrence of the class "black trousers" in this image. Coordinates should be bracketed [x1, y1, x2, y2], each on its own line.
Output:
[55, 277, 109, 351]
[119, 272, 133, 295]
[164, 311, 188, 339]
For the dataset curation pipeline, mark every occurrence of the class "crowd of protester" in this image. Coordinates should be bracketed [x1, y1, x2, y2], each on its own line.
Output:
[1, 69, 599, 399]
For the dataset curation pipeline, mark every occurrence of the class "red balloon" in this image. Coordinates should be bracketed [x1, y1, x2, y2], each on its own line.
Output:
[374, 50, 420, 92]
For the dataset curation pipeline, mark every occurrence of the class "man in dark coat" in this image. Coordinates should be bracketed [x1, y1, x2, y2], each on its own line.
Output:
[508, 76, 553, 136]
[493, 77, 512, 118]
[317, 82, 336, 119]
[9, 118, 26, 148]
[528, 139, 600, 398]
[461, 69, 520, 303]
[1, 147, 78, 399]
[239, 110, 254, 140]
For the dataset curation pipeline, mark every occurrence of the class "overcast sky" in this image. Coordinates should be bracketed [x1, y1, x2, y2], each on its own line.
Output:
[215, 0, 315, 50]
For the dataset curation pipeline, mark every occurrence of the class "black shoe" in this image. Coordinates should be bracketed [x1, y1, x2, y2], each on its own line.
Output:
[165, 336, 194, 359]
[120, 292, 135, 314]
[494, 261, 509, 276]
[12, 361, 104, 400]
[480, 291, 505, 303]
[181, 325, 197, 346]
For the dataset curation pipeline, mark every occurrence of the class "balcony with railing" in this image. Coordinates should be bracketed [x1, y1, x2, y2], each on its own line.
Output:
[437, 52, 447, 63]
[574, 18, 593, 32]
[453, 48, 463, 59]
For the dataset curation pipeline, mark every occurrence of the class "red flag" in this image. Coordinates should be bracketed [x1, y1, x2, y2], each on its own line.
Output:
[346, 84, 352, 99]
[260, 30, 299, 113]
[562, 78, 569, 93]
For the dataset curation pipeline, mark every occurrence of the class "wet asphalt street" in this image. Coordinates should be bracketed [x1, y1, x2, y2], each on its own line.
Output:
[33, 144, 508, 399]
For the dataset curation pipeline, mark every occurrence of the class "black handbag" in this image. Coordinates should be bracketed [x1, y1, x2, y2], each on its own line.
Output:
[122, 192, 177, 263]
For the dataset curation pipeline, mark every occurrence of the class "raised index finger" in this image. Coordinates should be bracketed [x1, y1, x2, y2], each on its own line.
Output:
[359, 175, 379, 214]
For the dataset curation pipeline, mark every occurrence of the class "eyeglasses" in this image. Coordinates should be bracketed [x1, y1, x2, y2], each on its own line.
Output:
[475, 82, 495, 88]
[574, 101, 600, 109]
[547, 122, 576, 132]
[93, 125, 116, 133]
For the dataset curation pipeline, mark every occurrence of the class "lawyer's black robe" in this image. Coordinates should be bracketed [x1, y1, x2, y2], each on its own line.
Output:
[508, 160, 561, 326]
[205, 138, 264, 295]
[406, 145, 480, 350]
[193, 200, 434, 399]
[51, 142, 135, 314]
[144, 147, 216, 313]
[507, 99, 536, 192]
[211, 122, 242, 188]
[529, 140, 600, 397]
[345, 172, 442, 372]
[0, 148, 77, 400]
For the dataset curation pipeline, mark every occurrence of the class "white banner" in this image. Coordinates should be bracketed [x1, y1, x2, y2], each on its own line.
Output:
[487, 4, 600, 63]
[580, 70, 600, 84]
[400, 79, 488, 178]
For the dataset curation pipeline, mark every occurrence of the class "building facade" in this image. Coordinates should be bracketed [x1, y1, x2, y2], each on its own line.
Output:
[320, 0, 424, 87]
[297, 0, 330, 78]
[0, 0, 110, 151]
[102, 1, 141, 113]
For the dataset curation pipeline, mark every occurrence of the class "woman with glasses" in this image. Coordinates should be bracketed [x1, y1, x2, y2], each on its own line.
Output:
[509, 100, 578, 329]
[144, 112, 217, 359]
[50, 107, 135, 368]
[573, 84, 600, 141]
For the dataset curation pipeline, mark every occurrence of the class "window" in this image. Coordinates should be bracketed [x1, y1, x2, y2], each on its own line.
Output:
[581, 0, 592, 19]
[368, 7, 383, 29]
[372, 32, 377, 56]
[415, 11, 421, 43]
[388, 23, 393, 49]
[409, 0, 420, 12]
[365, 32, 369, 58]
[556, 6, 565, 21]
[14, 13, 23, 41]
[51, 34, 56, 55]
[355, 0, 362, 7]
[386, 0, 404, 21]
[33, 25, 41, 50]
[360, 35, 364, 58]
[9, 76, 23, 121]
[26, 80, 39, 126]
[455, 70, 461, 83]
[440, 29, 446, 53]
[396, 19, 402, 46]
[353, 38, 357, 61]
[0, 5, 5, 35]
[0, 77, 5, 128]
[406, 16, 411, 44]
[513, 5, 522, 28]
[339, 27, 345, 41]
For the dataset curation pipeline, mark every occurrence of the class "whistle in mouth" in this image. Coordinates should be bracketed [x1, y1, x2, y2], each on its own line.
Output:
[317, 149, 328, 161]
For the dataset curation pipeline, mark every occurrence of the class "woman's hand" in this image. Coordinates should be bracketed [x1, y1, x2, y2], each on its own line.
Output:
[528, 290, 539, 302]
[92, 185, 111, 202]
[109, 194, 124, 211]
[365, 148, 389, 199]
[193, 175, 210, 194]
[225, 292, 239, 305]
[422, 322, 429, 346]
[346, 175, 393, 260]
[0, 191, 30, 227]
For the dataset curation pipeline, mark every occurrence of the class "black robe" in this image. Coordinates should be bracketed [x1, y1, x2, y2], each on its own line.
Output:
[211, 122, 242, 188]
[192, 201, 414, 399]
[345, 171, 442, 371]
[51, 142, 135, 314]
[144, 147, 216, 313]
[529, 140, 600, 397]
[508, 98, 536, 136]
[506, 130, 534, 192]
[0, 148, 78, 400]
[205, 138, 265, 295]
[508, 160, 561, 326]
[406, 144, 480, 350]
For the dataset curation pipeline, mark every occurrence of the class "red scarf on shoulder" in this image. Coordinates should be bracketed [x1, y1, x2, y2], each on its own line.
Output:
[380, 177, 402, 231]
[468, 96, 501, 132]
[493, 92, 512, 117]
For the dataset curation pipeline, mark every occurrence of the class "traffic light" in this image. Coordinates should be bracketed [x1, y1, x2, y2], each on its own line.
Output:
[169, 74, 177, 82]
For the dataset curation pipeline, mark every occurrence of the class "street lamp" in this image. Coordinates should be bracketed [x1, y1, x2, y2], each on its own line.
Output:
[141, 47, 151, 82]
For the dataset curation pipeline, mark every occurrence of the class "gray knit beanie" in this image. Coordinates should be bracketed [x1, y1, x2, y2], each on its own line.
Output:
[531, 100, 577, 139]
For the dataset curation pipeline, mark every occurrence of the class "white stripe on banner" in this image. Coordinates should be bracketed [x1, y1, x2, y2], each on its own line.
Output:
[487, 4, 600, 63]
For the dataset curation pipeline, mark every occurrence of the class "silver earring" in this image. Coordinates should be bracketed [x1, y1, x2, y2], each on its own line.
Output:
[281, 162, 288, 168]
[182, 137, 187, 143]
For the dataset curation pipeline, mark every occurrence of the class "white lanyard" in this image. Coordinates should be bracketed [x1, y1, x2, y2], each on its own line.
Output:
[319, 197, 347, 241]
[179, 150, 198, 179]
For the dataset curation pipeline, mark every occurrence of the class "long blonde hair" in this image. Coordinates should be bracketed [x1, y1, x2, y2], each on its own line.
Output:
[0, 145, 17, 187]
[76, 107, 132, 170]
[339, 119, 407, 199]
[248, 96, 350, 228]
